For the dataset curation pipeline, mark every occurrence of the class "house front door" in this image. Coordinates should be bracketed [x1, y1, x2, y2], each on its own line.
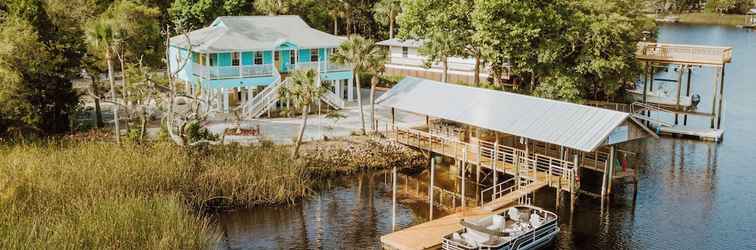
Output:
[274, 51, 281, 72]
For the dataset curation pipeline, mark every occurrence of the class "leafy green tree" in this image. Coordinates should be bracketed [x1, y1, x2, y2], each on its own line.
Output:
[331, 35, 379, 135]
[373, 0, 401, 39]
[278, 68, 328, 157]
[473, 0, 652, 101]
[0, 0, 81, 137]
[255, 0, 292, 15]
[398, 0, 474, 83]
[169, 0, 250, 29]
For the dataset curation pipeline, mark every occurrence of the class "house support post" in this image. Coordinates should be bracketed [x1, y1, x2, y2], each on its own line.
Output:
[347, 77, 354, 102]
[710, 66, 721, 129]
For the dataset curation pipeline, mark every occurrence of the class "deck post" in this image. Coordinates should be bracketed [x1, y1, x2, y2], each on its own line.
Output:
[717, 64, 726, 130]
[462, 146, 467, 209]
[674, 65, 685, 125]
[391, 108, 395, 128]
[608, 146, 615, 194]
[429, 157, 435, 220]
[492, 141, 499, 202]
[392, 165, 397, 231]
[571, 154, 579, 213]
[710, 66, 721, 129]
[476, 140, 481, 204]
[684, 66, 692, 125]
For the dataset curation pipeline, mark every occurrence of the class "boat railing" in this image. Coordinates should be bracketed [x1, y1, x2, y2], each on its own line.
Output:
[441, 238, 472, 250]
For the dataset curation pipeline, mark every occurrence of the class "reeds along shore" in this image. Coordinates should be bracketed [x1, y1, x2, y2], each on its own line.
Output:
[0, 137, 426, 249]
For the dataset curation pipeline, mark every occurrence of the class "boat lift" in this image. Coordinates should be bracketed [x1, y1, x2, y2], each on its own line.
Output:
[633, 42, 732, 141]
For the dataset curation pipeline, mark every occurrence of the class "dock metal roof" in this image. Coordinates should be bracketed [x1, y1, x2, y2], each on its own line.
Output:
[376, 77, 653, 152]
[170, 16, 345, 52]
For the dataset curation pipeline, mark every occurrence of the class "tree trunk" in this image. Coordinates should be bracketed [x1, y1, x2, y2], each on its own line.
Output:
[442, 58, 449, 83]
[389, 16, 395, 39]
[333, 17, 339, 35]
[473, 53, 481, 86]
[355, 72, 366, 134]
[106, 49, 121, 144]
[293, 106, 309, 158]
[119, 56, 130, 132]
[370, 75, 378, 131]
[90, 77, 104, 128]
[139, 108, 147, 142]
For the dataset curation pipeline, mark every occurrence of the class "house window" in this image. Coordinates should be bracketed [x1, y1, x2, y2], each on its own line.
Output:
[402, 47, 409, 58]
[290, 51, 296, 64]
[209, 53, 217, 66]
[232, 52, 240, 66]
[199, 54, 206, 65]
[254, 52, 263, 64]
[311, 48, 319, 62]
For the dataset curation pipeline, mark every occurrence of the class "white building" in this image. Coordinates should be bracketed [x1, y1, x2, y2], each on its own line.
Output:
[377, 39, 507, 84]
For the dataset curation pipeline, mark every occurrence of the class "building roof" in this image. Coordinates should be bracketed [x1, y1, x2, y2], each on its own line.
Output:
[170, 16, 345, 53]
[376, 77, 654, 152]
[377, 38, 424, 48]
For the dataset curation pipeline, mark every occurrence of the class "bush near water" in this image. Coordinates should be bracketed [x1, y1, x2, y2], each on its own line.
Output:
[0, 136, 425, 249]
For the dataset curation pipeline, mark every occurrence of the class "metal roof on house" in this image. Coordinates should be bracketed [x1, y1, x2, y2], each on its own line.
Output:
[170, 16, 345, 52]
[376, 77, 652, 152]
[376, 38, 424, 48]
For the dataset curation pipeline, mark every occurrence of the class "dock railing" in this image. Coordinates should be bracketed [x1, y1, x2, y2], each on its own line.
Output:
[636, 42, 733, 65]
[381, 122, 578, 192]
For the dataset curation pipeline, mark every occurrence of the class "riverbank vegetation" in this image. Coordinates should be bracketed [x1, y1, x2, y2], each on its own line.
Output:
[0, 135, 425, 248]
[676, 13, 750, 26]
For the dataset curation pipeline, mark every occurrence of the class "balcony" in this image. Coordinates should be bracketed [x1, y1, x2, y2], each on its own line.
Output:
[194, 62, 352, 80]
[193, 63, 274, 80]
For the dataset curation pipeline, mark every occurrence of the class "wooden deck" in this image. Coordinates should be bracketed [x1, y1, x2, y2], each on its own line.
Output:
[381, 187, 542, 250]
[658, 126, 724, 142]
[636, 42, 732, 66]
[381, 207, 493, 250]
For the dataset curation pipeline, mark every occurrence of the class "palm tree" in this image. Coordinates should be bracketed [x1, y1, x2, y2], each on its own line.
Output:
[279, 68, 328, 157]
[331, 35, 380, 135]
[366, 48, 387, 131]
[373, 0, 402, 39]
[85, 18, 121, 144]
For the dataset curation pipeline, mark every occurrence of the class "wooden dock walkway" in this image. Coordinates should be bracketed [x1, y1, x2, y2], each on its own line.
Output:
[381, 181, 548, 249]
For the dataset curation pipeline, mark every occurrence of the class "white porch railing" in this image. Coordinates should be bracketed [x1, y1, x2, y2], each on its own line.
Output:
[193, 63, 274, 80]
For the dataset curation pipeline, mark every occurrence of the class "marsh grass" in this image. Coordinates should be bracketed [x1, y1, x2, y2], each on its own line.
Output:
[0, 137, 422, 249]
[0, 141, 310, 249]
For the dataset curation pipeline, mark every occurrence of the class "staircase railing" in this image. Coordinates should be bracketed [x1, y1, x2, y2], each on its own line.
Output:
[242, 68, 284, 119]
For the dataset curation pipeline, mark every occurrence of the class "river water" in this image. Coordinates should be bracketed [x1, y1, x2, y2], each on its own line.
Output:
[214, 24, 756, 250]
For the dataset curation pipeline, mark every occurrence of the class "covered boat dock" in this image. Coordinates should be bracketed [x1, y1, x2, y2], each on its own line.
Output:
[376, 77, 656, 250]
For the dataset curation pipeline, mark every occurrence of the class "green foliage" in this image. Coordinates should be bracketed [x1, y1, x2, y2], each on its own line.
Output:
[183, 120, 219, 143]
[705, 0, 753, 14]
[473, 0, 654, 101]
[0, 1, 81, 137]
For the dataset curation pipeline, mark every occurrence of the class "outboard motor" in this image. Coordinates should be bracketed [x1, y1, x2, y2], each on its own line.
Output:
[691, 94, 701, 107]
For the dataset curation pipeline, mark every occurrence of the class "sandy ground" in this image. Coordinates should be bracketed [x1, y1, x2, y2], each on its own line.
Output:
[78, 88, 425, 145]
